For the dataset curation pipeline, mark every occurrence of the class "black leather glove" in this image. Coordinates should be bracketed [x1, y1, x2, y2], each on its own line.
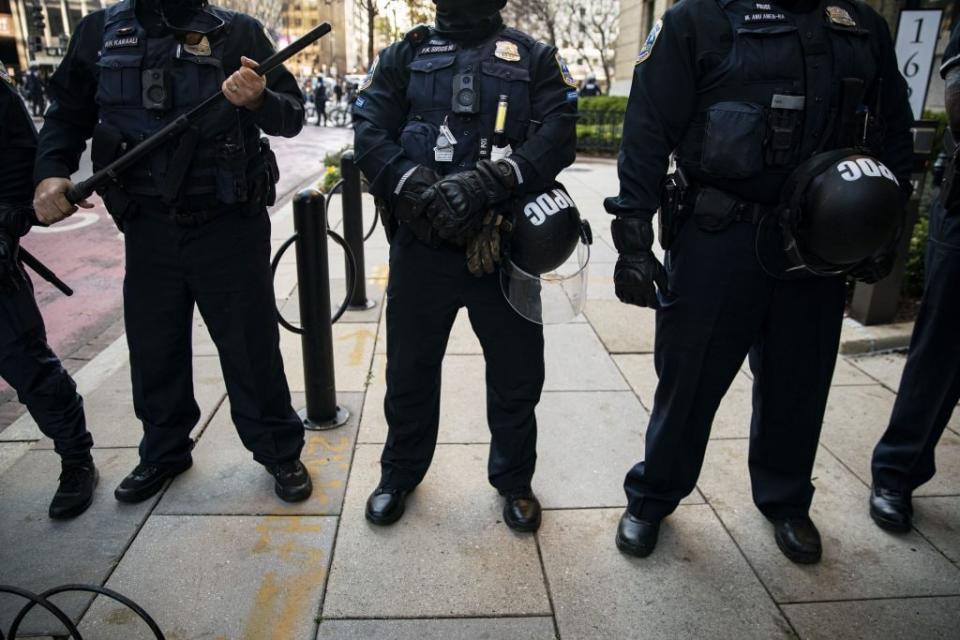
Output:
[425, 159, 518, 244]
[466, 211, 513, 277]
[612, 215, 669, 309]
[394, 165, 440, 223]
[0, 229, 22, 294]
[850, 251, 895, 284]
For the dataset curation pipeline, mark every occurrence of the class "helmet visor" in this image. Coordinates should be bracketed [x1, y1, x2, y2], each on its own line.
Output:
[500, 241, 590, 325]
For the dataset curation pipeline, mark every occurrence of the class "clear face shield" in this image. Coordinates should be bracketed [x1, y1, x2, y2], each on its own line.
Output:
[500, 222, 592, 325]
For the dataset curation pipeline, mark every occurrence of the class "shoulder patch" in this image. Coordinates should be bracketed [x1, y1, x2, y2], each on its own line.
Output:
[0, 67, 13, 88]
[556, 53, 577, 88]
[359, 55, 379, 92]
[636, 19, 663, 65]
[405, 24, 431, 45]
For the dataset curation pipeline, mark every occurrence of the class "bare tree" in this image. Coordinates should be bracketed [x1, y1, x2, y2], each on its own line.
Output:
[559, 0, 619, 91]
[502, 0, 561, 45]
[356, 0, 381, 68]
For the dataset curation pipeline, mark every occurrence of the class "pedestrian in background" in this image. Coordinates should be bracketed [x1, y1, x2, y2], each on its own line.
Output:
[314, 77, 327, 126]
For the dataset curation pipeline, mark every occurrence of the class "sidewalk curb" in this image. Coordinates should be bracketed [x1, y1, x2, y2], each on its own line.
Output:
[839, 318, 914, 355]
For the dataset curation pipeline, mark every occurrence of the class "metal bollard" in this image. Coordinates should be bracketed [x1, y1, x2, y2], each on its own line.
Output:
[293, 189, 350, 430]
[340, 151, 375, 310]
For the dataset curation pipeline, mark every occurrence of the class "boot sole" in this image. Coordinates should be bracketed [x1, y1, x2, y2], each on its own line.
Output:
[49, 469, 100, 520]
[870, 506, 912, 534]
[114, 462, 191, 504]
[615, 531, 656, 558]
[275, 481, 313, 503]
[774, 529, 822, 565]
[365, 503, 406, 526]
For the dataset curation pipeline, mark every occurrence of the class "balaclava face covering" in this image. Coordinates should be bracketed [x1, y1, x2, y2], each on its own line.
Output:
[775, 0, 821, 12]
[433, 0, 507, 44]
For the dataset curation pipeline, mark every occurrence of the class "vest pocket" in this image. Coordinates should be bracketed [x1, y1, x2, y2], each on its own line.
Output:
[407, 55, 456, 113]
[400, 120, 441, 170]
[701, 102, 766, 179]
[736, 25, 801, 83]
[481, 61, 532, 141]
[96, 56, 142, 106]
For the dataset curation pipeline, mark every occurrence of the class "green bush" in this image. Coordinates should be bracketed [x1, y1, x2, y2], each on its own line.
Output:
[904, 212, 929, 299]
[578, 95, 629, 112]
[318, 165, 341, 193]
[322, 145, 353, 168]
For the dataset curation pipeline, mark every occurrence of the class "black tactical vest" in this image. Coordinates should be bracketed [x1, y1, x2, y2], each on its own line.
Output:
[676, 0, 880, 204]
[399, 27, 536, 176]
[96, 0, 261, 207]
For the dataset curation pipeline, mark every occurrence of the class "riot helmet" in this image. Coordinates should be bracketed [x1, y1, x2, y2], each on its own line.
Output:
[500, 184, 593, 324]
[766, 149, 904, 277]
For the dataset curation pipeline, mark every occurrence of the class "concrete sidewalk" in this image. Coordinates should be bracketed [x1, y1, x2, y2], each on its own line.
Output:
[1, 160, 958, 639]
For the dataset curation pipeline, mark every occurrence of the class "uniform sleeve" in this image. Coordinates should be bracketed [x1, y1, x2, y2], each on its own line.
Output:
[872, 12, 915, 192]
[351, 43, 418, 202]
[940, 22, 960, 79]
[509, 45, 578, 193]
[603, 9, 700, 219]
[0, 85, 38, 205]
[238, 18, 304, 137]
[34, 12, 102, 184]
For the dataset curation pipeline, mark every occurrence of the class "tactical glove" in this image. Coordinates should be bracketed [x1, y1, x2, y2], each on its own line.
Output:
[394, 165, 440, 224]
[466, 211, 512, 277]
[425, 159, 519, 244]
[612, 216, 669, 309]
[850, 251, 895, 284]
[0, 229, 22, 294]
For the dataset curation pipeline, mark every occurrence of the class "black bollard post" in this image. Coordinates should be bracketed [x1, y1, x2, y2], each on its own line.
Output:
[340, 151, 375, 310]
[293, 188, 349, 430]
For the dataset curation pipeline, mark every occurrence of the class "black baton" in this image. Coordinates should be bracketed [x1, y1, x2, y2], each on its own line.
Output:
[19, 248, 74, 296]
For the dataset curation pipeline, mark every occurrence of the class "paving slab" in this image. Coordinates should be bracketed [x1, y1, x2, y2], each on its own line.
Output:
[697, 439, 960, 602]
[0, 449, 157, 636]
[156, 392, 361, 516]
[281, 322, 377, 394]
[782, 596, 960, 640]
[544, 323, 628, 391]
[612, 354, 753, 439]
[538, 506, 793, 640]
[316, 618, 557, 640]
[77, 514, 337, 640]
[358, 354, 489, 445]
[537, 391, 658, 509]
[847, 353, 907, 391]
[584, 299, 656, 354]
[284, 279, 387, 326]
[830, 357, 877, 386]
[913, 496, 960, 563]
[323, 445, 551, 618]
[585, 261, 617, 301]
[820, 385, 960, 497]
[0, 441, 30, 475]
[375, 307, 482, 356]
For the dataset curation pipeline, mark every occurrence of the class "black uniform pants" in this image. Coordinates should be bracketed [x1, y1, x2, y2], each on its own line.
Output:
[872, 200, 960, 492]
[122, 209, 304, 467]
[381, 224, 545, 492]
[625, 220, 846, 522]
[0, 268, 92, 460]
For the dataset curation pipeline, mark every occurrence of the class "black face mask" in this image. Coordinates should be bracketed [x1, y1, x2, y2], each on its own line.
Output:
[433, 0, 506, 43]
[775, 0, 820, 11]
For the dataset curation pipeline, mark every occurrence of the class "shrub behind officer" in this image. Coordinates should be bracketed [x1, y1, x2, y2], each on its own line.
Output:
[32, 0, 313, 504]
[352, 0, 577, 531]
[869, 21, 960, 534]
[0, 69, 97, 519]
[606, 0, 914, 563]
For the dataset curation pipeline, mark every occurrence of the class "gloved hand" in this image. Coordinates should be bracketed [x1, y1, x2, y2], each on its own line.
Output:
[425, 159, 519, 244]
[612, 215, 669, 309]
[466, 211, 513, 277]
[850, 251, 895, 284]
[0, 229, 22, 294]
[394, 165, 440, 223]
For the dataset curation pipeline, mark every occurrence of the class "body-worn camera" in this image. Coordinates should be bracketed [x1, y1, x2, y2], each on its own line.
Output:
[142, 68, 172, 111]
[452, 73, 479, 115]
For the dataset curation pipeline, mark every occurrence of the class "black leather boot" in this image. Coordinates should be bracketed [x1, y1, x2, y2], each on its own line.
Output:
[615, 511, 661, 558]
[503, 487, 541, 532]
[267, 460, 313, 503]
[114, 459, 192, 504]
[49, 457, 99, 520]
[869, 485, 912, 533]
[365, 485, 409, 525]
[772, 516, 822, 565]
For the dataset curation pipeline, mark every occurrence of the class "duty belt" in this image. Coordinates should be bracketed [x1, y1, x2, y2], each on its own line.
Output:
[689, 186, 773, 233]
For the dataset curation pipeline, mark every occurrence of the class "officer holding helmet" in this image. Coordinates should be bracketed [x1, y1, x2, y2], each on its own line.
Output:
[32, 0, 313, 505]
[352, 0, 577, 531]
[606, 0, 914, 563]
[869, 20, 960, 534]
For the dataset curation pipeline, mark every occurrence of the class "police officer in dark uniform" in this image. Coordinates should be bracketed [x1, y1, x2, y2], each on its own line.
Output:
[32, 0, 313, 504]
[352, 0, 577, 531]
[0, 69, 98, 519]
[607, 0, 914, 563]
[580, 73, 602, 97]
[869, 21, 960, 534]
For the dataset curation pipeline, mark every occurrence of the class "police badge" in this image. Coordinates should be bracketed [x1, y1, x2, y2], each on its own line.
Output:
[495, 40, 521, 62]
[637, 19, 663, 65]
[826, 6, 856, 27]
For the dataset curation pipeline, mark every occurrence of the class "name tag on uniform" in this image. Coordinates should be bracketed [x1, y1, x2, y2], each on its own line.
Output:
[105, 36, 139, 49]
[744, 12, 787, 23]
[421, 42, 457, 55]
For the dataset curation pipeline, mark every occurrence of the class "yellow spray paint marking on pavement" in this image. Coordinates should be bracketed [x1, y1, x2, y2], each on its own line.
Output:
[338, 328, 375, 365]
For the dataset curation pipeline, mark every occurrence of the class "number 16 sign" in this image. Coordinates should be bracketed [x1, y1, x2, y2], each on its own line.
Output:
[895, 9, 944, 119]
